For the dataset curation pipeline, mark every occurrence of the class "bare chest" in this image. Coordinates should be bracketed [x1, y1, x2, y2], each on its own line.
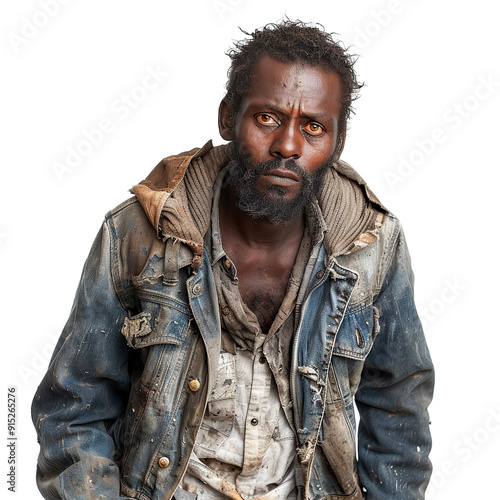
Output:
[235, 257, 294, 333]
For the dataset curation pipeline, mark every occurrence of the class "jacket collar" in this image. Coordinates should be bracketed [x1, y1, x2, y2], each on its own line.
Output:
[131, 141, 388, 268]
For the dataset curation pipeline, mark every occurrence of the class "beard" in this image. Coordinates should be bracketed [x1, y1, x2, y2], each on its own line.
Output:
[227, 142, 332, 225]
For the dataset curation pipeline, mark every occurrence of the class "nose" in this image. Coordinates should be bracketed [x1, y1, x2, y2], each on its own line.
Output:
[270, 123, 303, 160]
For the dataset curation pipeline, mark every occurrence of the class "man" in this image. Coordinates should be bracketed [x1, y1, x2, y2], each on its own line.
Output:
[32, 20, 434, 500]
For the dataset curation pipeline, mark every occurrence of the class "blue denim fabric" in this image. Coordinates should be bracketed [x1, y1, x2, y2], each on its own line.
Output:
[32, 196, 433, 500]
[293, 214, 434, 499]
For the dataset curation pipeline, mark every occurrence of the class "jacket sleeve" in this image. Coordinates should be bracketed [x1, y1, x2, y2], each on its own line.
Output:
[355, 223, 434, 499]
[31, 221, 131, 500]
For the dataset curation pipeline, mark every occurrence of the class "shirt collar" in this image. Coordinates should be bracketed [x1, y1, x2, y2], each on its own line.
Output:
[210, 164, 231, 267]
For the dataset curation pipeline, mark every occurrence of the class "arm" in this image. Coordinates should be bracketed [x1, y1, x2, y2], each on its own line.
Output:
[355, 225, 434, 499]
[32, 221, 131, 499]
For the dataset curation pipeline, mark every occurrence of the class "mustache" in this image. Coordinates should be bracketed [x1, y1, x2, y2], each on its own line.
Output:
[230, 144, 308, 181]
[245, 158, 306, 177]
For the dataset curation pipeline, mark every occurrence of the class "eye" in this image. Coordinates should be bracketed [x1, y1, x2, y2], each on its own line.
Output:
[303, 122, 325, 136]
[255, 113, 279, 126]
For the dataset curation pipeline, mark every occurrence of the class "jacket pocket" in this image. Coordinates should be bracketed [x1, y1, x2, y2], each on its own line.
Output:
[121, 302, 190, 349]
[333, 304, 379, 361]
[120, 298, 194, 420]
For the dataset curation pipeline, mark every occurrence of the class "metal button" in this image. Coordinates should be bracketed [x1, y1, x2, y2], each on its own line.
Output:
[259, 356, 266, 364]
[250, 418, 258, 426]
[222, 306, 230, 316]
[224, 258, 231, 269]
[158, 456, 170, 468]
[316, 270, 324, 279]
[192, 283, 202, 295]
[189, 379, 201, 392]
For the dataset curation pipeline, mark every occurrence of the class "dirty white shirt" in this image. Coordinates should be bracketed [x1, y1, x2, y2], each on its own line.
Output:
[182, 349, 299, 499]
[178, 168, 323, 499]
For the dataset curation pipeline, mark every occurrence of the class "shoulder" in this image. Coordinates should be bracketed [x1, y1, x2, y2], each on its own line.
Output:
[336, 212, 408, 306]
[105, 196, 143, 220]
[104, 196, 154, 237]
[102, 196, 164, 277]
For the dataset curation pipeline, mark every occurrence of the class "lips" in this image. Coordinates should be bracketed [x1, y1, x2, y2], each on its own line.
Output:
[261, 168, 301, 186]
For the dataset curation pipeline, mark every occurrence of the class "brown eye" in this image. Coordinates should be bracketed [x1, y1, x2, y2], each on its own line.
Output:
[304, 123, 324, 136]
[256, 114, 278, 125]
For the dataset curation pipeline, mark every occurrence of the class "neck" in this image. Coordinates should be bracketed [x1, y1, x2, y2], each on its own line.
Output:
[219, 185, 305, 248]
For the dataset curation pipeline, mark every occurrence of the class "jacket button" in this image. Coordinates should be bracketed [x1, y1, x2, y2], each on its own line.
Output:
[192, 283, 203, 295]
[189, 380, 201, 392]
[250, 418, 258, 426]
[158, 456, 170, 468]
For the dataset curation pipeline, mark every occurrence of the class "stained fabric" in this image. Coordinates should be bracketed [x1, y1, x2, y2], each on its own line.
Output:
[130, 142, 387, 268]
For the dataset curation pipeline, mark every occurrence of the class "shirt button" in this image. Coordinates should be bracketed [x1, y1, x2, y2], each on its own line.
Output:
[158, 457, 170, 468]
[250, 418, 258, 426]
[192, 283, 202, 296]
[188, 380, 201, 392]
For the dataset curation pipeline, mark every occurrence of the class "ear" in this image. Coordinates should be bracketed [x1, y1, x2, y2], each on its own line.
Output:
[218, 98, 232, 141]
[332, 132, 346, 162]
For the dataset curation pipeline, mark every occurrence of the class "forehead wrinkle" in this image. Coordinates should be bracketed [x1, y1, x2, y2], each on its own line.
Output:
[241, 56, 342, 126]
[261, 97, 331, 123]
[275, 75, 334, 117]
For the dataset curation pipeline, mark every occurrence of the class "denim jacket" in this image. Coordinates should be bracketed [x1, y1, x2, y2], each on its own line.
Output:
[32, 142, 434, 500]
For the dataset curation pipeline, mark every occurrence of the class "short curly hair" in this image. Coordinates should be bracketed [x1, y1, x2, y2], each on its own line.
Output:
[225, 20, 362, 144]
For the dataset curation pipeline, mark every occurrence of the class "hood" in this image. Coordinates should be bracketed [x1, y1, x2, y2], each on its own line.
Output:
[131, 141, 388, 269]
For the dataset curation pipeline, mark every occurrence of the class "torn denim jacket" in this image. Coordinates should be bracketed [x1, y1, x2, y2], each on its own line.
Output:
[32, 142, 434, 500]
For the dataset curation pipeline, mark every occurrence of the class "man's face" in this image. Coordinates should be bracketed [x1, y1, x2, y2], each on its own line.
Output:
[225, 56, 344, 224]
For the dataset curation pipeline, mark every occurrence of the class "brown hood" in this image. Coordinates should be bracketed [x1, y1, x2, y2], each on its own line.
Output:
[131, 141, 388, 269]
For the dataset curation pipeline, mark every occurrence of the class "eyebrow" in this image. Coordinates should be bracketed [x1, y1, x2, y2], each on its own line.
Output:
[255, 103, 330, 122]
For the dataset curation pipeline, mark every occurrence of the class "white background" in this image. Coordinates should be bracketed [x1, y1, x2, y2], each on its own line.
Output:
[1, 1, 499, 498]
